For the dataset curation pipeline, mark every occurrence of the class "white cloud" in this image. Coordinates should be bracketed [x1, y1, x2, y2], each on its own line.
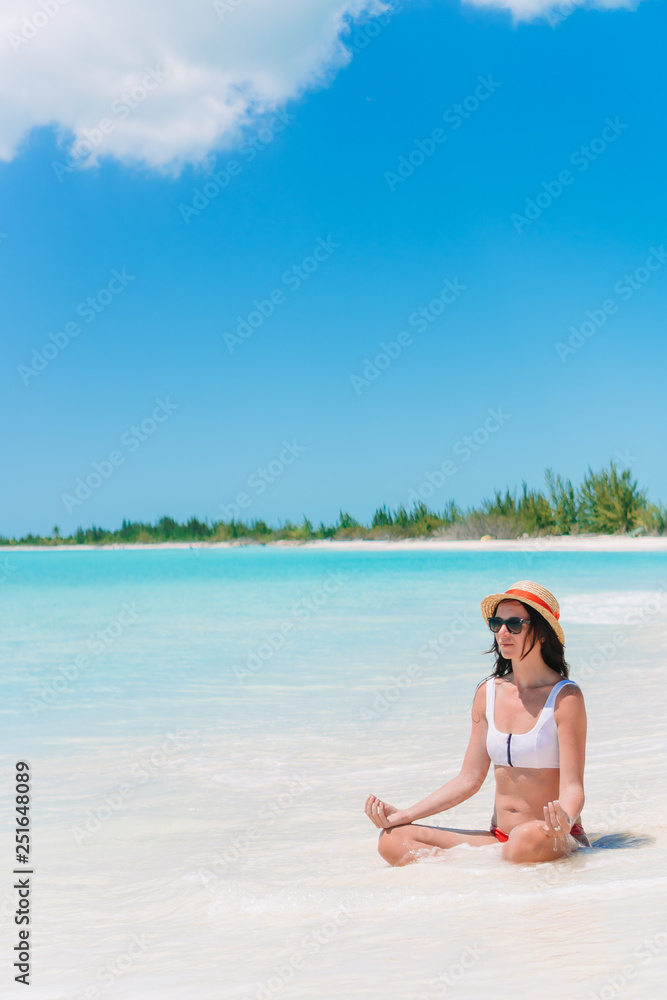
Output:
[0, 0, 389, 172]
[0, 0, 646, 173]
[465, 0, 642, 22]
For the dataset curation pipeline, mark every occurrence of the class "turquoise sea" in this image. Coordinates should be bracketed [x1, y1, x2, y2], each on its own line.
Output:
[1, 547, 667, 999]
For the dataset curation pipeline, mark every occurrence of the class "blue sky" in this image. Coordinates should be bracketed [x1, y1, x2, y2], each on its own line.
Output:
[1, 0, 665, 537]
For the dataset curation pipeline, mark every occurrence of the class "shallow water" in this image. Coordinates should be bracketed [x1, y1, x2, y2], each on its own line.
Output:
[1, 548, 667, 998]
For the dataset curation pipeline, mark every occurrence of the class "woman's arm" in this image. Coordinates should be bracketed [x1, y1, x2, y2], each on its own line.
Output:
[366, 681, 492, 828]
[551, 684, 587, 830]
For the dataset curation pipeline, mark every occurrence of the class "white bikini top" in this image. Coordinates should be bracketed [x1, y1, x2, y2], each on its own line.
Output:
[485, 676, 578, 769]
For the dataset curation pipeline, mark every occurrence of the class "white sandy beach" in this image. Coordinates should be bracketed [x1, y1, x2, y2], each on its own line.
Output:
[5, 534, 667, 553]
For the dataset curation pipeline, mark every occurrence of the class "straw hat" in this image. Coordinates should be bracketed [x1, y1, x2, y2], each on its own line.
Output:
[480, 580, 565, 646]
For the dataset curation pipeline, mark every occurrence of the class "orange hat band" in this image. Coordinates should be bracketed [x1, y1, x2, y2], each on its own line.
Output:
[504, 588, 560, 621]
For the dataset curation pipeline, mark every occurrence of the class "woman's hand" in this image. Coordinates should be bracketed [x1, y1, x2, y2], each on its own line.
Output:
[365, 794, 410, 829]
[540, 799, 572, 840]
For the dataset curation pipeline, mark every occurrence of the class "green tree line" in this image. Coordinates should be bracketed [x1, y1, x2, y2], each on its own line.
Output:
[2, 462, 665, 546]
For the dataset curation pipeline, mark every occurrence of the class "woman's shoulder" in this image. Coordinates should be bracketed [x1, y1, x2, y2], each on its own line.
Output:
[554, 675, 582, 693]
[553, 677, 585, 712]
[471, 677, 489, 721]
[474, 674, 496, 697]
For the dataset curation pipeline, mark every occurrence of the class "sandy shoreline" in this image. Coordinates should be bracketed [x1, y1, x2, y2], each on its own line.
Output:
[4, 535, 667, 553]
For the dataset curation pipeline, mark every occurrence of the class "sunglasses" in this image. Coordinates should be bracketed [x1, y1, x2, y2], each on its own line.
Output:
[487, 617, 532, 634]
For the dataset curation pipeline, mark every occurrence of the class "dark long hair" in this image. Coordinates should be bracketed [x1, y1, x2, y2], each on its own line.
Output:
[485, 601, 569, 678]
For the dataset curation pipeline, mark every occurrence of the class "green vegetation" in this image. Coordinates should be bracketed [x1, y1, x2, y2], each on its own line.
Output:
[2, 461, 666, 546]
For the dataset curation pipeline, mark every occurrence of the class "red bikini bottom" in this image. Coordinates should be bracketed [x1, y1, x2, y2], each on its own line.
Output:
[490, 822, 585, 843]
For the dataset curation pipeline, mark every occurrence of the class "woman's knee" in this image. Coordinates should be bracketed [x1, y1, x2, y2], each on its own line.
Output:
[502, 821, 549, 863]
[378, 826, 412, 865]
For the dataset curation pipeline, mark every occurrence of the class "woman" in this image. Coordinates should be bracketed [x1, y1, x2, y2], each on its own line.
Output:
[365, 580, 589, 865]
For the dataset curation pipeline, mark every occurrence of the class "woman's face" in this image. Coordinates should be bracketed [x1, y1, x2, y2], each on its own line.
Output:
[494, 599, 533, 658]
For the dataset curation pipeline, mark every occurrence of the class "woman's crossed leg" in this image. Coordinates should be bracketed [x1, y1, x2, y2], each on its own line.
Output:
[378, 820, 580, 866]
